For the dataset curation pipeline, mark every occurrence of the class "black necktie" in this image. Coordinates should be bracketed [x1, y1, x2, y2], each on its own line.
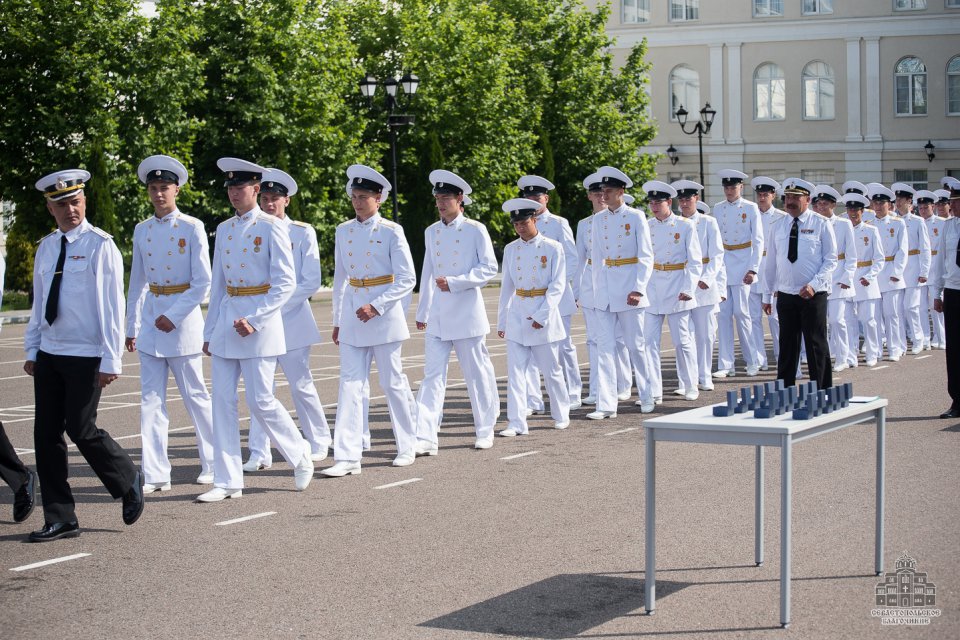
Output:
[788, 217, 799, 263]
[44, 235, 67, 326]
[956, 232, 960, 269]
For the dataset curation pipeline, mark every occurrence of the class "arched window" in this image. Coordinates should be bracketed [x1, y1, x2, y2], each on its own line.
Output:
[802, 61, 835, 120]
[948, 55, 960, 116]
[754, 63, 785, 120]
[895, 56, 927, 115]
[670, 65, 700, 121]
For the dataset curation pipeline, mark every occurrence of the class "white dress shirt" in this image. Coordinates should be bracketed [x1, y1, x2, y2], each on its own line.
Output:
[930, 217, 960, 298]
[763, 209, 837, 295]
[754, 206, 787, 294]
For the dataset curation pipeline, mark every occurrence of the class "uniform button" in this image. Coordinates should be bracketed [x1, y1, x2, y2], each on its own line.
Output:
[240, 263, 245, 268]
[147, 252, 152, 256]
[350, 265, 355, 269]
[226, 250, 230, 254]
[168, 251, 172, 256]
[228, 235, 232, 240]
[348, 252, 353, 256]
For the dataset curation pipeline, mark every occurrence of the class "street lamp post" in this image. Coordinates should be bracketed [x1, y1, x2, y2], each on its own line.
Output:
[674, 103, 717, 197]
[359, 72, 420, 223]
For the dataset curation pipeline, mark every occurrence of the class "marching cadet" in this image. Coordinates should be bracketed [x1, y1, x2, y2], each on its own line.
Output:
[842, 181, 876, 222]
[24, 169, 144, 541]
[713, 169, 763, 378]
[324, 165, 418, 476]
[812, 185, 857, 372]
[674, 180, 724, 391]
[518, 175, 582, 409]
[591, 166, 654, 415]
[126, 155, 215, 493]
[243, 168, 331, 472]
[641, 181, 702, 401]
[916, 190, 946, 349]
[867, 183, 908, 362]
[198, 158, 314, 502]
[934, 189, 950, 219]
[893, 183, 932, 356]
[414, 170, 500, 453]
[841, 193, 884, 368]
[749, 176, 787, 370]
[762, 178, 837, 389]
[930, 176, 960, 418]
[497, 198, 570, 435]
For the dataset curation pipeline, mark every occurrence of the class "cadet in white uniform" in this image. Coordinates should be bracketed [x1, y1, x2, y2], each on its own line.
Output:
[842, 194, 884, 367]
[934, 188, 951, 220]
[675, 181, 724, 391]
[868, 184, 908, 362]
[198, 158, 313, 502]
[323, 165, 419, 476]
[641, 181, 702, 401]
[125, 155, 215, 493]
[891, 183, 932, 355]
[892, 182, 915, 218]
[812, 185, 857, 372]
[750, 177, 787, 369]
[916, 190, 946, 349]
[713, 169, 763, 378]
[497, 199, 570, 435]
[414, 170, 500, 453]
[243, 169, 331, 472]
[590, 166, 655, 415]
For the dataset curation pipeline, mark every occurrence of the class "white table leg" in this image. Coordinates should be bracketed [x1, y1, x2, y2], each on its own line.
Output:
[780, 434, 792, 629]
[645, 429, 656, 615]
[876, 406, 886, 576]
[755, 445, 764, 566]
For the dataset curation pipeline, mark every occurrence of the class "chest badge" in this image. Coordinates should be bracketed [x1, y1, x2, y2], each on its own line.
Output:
[178, 238, 186, 254]
[624, 223, 631, 236]
[934, 228, 939, 236]
[889, 228, 894, 237]
[253, 236, 262, 253]
[863, 237, 869, 245]
[541, 255, 548, 269]
[674, 232, 680, 244]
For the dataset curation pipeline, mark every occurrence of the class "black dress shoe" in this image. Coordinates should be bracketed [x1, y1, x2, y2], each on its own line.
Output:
[940, 406, 960, 419]
[13, 469, 37, 523]
[122, 470, 144, 525]
[28, 521, 80, 542]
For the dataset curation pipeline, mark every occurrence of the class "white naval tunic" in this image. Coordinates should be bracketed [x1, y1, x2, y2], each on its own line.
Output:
[684, 211, 725, 386]
[750, 207, 787, 368]
[872, 215, 908, 358]
[845, 222, 884, 365]
[126, 210, 214, 483]
[824, 215, 857, 367]
[415, 214, 500, 444]
[922, 216, 947, 347]
[900, 212, 932, 353]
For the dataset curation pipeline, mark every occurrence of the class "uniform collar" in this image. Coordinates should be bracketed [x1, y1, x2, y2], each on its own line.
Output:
[154, 209, 181, 223]
[651, 212, 676, 225]
[521, 232, 542, 246]
[535, 208, 552, 220]
[236, 206, 261, 222]
[724, 197, 744, 206]
[683, 212, 700, 223]
[607, 203, 629, 215]
[356, 212, 381, 227]
[441, 213, 464, 228]
[58, 219, 91, 244]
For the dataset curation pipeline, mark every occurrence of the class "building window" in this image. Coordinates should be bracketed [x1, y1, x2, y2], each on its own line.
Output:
[669, 0, 699, 22]
[752, 169, 786, 182]
[895, 57, 927, 115]
[803, 0, 833, 14]
[622, 0, 650, 23]
[894, 0, 926, 9]
[801, 170, 835, 185]
[754, 63, 786, 120]
[948, 55, 960, 115]
[670, 65, 700, 121]
[802, 61, 835, 120]
[948, 0, 960, 8]
[894, 169, 928, 191]
[754, 0, 783, 16]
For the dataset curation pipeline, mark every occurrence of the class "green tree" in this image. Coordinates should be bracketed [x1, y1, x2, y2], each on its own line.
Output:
[85, 139, 121, 239]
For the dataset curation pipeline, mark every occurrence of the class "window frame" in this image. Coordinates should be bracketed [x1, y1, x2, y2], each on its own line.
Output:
[622, 0, 651, 24]
[947, 55, 960, 116]
[669, 0, 700, 23]
[669, 65, 701, 122]
[802, 0, 834, 15]
[894, 56, 928, 116]
[753, 0, 784, 17]
[801, 61, 836, 120]
[893, 169, 928, 192]
[894, 0, 927, 10]
[754, 63, 786, 121]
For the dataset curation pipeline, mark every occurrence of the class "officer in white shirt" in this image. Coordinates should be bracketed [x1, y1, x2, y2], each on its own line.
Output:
[642, 181, 702, 401]
[674, 181, 725, 391]
[713, 169, 763, 378]
[198, 158, 314, 502]
[590, 166, 655, 415]
[930, 177, 960, 418]
[868, 184, 908, 362]
[762, 178, 837, 389]
[916, 190, 946, 349]
[24, 170, 144, 541]
[323, 165, 419, 476]
[749, 177, 787, 370]
[841, 193, 884, 368]
[890, 183, 932, 356]
[812, 185, 857, 372]
[414, 170, 500, 453]
[497, 199, 570, 435]
[126, 155, 215, 493]
[243, 169, 331, 472]
[518, 175, 582, 409]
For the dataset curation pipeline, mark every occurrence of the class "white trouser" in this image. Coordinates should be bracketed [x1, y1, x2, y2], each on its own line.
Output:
[211, 355, 308, 490]
[594, 308, 648, 412]
[848, 300, 880, 364]
[246, 346, 331, 465]
[902, 286, 923, 351]
[583, 309, 632, 399]
[583, 307, 599, 399]
[616, 335, 633, 395]
[717, 285, 757, 371]
[524, 315, 581, 406]
[506, 340, 570, 433]
[880, 290, 904, 358]
[138, 352, 215, 484]
[921, 286, 944, 346]
[691, 304, 718, 386]
[416, 334, 499, 444]
[827, 298, 850, 367]
[334, 341, 417, 463]
[644, 310, 696, 398]
[748, 291, 773, 368]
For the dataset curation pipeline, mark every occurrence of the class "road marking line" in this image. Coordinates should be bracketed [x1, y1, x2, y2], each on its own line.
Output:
[915, 355, 931, 360]
[214, 512, 276, 526]
[500, 451, 539, 461]
[604, 427, 637, 436]
[374, 478, 422, 490]
[870, 365, 889, 371]
[10, 553, 91, 572]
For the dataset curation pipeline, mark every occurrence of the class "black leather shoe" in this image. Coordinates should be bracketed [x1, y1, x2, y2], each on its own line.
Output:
[13, 469, 37, 523]
[28, 521, 80, 542]
[940, 407, 960, 419]
[122, 470, 144, 525]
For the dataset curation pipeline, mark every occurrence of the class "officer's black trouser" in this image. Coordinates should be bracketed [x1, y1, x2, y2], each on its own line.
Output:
[776, 291, 831, 390]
